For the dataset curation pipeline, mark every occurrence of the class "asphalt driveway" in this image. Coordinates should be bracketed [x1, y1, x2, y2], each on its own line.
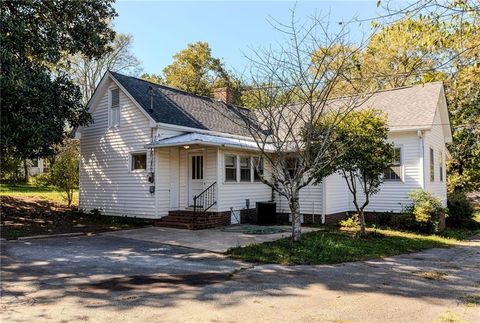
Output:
[1, 232, 479, 323]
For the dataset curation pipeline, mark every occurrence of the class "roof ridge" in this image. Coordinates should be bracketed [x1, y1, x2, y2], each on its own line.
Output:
[109, 71, 253, 112]
[110, 70, 228, 104]
[325, 80, 444, 103]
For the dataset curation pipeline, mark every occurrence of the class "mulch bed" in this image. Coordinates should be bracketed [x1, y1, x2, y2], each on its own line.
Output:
[0, 196, 153, 240]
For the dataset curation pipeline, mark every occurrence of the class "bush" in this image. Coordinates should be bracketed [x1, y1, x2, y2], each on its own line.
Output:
[447, 191, 477, 228]
[339, 215, 360, 228]
[405, 189, 447, 233]
[30, 172, 52, 187]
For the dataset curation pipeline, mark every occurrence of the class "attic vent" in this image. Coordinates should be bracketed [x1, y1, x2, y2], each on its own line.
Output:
[111, 88, 120, 108]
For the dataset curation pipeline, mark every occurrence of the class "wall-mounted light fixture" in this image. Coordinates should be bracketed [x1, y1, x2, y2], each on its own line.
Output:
[183, 145, 190, 149]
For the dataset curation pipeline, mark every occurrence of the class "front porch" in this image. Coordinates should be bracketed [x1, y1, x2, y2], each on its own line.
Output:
[148, 132, 273, 229]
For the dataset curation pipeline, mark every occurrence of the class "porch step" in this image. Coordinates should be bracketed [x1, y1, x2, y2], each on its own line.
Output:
[154, 212, 196, 230]
[154, 220, 193, 230]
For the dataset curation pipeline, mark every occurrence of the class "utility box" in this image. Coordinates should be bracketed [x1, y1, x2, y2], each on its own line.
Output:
[256, 202, 276, 225]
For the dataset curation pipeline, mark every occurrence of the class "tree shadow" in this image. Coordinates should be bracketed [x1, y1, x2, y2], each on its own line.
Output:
[1, 234, 479, 322]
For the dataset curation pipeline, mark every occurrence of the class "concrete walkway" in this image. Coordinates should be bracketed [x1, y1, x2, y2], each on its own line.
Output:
[103, 225, 321, 252]
[1, 233, 479, 323]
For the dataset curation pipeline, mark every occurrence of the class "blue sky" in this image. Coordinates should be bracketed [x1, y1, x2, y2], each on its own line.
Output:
[114, 1, 383, 75]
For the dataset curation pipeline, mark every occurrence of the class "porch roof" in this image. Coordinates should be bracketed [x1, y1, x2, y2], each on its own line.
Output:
[145, 133, 275, 151]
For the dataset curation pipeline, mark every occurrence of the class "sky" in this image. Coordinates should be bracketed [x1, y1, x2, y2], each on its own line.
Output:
[113, 1, 384, 76]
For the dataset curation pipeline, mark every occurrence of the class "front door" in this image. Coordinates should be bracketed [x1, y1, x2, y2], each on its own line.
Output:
[188, 153, 204, 206]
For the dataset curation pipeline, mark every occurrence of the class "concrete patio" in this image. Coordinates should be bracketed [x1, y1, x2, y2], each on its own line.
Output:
[103, 225, 322, 253]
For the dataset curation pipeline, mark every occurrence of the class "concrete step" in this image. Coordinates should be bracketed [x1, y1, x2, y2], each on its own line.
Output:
[161, 215, 195, 222]
[154, 221, 193, 230]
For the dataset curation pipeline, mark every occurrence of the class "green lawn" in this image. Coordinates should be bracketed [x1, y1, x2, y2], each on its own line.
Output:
[228, 227, 478, 265]
[0, 182, 78, 205]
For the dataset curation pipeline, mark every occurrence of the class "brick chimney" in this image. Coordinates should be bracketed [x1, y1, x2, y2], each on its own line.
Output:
[213, 87, 232, 105]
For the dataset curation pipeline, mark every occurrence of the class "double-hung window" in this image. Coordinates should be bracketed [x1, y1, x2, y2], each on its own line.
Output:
[240, 156, 251, 182]
[286, 157, 299, 178]
[253, 156, 264, 181]
[384, 147, 402, 181]
[225, 155, 237, 181]
[109, 88, 120, 127]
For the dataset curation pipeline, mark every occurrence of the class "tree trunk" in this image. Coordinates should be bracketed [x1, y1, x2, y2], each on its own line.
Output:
[23, 159, 29, 183]
[67, 188, 72, 206]
[359, 209, 366, 236]
[289, 196, 301, 242]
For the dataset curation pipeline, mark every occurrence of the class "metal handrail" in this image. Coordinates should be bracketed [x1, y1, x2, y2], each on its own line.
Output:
[193, 181, 217, 217]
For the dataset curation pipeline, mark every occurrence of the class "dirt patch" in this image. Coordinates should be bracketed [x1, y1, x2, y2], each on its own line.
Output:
[414, 270, 449, 281]
[0, 196, 153, 239]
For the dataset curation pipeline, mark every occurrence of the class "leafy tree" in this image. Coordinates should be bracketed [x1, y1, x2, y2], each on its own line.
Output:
[316, 109, 394, 236]
[349, 13, 480, 191]
[67, 33, 142, 105]
[161, 41, 244, 104]
[49, 140, 80, 206]
[141, 73, 164, 85]
[235, 11, 372, 241]
[0, 0, 116, 166]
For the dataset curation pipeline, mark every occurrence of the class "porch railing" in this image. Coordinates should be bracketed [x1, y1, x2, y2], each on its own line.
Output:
[193, 181, 216, 216]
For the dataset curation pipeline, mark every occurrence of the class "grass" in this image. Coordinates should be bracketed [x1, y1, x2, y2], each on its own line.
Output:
[228, 227, 475, 265]
[1, 182, 152, 239]
[0, 182, 78, 205]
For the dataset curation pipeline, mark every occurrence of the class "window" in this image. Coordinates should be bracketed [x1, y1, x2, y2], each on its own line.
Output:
[191, 155, 203, 180]
[225, 155, 237, 181]
[253, 157, 264, 181]
[430, 148, 435, 182]
[286, 157, 299, 178]
[30, 158, 39, 168]
[385, 147, 402, 181]
[131, 153, 147, 171]
[240, 156, 251, 182]
[439, 151, 443, 182]
[109, 88, 120, 127]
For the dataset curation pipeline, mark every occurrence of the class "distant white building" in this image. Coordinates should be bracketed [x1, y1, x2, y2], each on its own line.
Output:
[27, 158, 46, 176]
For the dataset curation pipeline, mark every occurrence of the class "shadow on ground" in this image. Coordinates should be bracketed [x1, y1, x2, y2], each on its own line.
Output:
[1, 234, 479, 322]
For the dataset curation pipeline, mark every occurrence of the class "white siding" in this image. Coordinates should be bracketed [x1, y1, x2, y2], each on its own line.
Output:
[177, 146, 218, 210]
[155, 148, 171, 217]
[351, 132, 424, 213]
[275, 183, 324, 216]
[423, 109, 448, 205]
[217, 149, 272, 212]
[79, 80, 156, 217]
[325, 173, 349, 214]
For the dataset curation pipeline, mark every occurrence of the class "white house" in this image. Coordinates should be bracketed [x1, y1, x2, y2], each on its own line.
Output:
[76, 71, 451, 228]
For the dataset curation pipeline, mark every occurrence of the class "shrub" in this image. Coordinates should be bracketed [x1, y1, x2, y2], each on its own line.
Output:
[405, 189, 447, 233]
[49, 140, 79, 206]
[339, 215, 360, 228]
[447, 191, 476, 228]
[30, 172, 52, 187]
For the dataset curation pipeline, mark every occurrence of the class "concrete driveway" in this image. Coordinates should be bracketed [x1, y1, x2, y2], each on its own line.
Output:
[1, 232, 479, 323]
[104, 225, 320, 252]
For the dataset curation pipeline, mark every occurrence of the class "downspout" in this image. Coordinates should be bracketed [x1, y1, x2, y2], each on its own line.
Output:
[418, 130, 425, 190]
[321, 179, 327, 224]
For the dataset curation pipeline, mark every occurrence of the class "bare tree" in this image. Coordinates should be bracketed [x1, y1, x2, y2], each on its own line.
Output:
[67, 33, 142, 104]
[234, 10, 376, 241]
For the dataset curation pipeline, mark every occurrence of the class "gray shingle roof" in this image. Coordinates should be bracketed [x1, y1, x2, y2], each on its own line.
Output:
[334, 82, 444, 131]
[110, 71, 253, 137]
[111, 71, 444, 136]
